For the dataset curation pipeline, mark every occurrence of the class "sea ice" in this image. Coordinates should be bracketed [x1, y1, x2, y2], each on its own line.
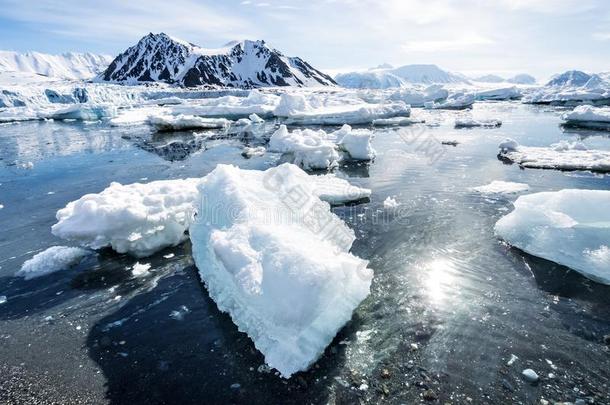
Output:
[495, 189, 610, 284]
[383, 196, 400, 208]
[48, 104, 117, 121]
[148, 114, 230, 131]
[17, 246, 90, 280]
[337, 125, 376, 160]
[52, 178, 201, 257]
[372, 116, 424, 126]
[189, 163, 373, 377]
[425, 92, 475, 110]
[470, 181, 529, 194]
[474, 87, 521, 101]
[268, 125, 340, 170]
[498, 139, 610, 172]
[562, 105, 610, 129]
[455, 118, 502, 128]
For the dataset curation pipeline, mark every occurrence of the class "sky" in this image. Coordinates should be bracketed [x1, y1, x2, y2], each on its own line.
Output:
[0, 0, 609, 80]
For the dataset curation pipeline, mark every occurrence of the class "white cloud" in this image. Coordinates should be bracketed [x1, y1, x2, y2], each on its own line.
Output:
[402, 34, 494, 53]
[593, 32, 610, 40]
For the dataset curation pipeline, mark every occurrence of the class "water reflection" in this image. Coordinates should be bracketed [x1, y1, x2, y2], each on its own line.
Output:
[422, 258, 457, 305]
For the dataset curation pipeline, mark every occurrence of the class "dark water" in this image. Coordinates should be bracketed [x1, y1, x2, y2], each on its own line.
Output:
[0, 102, 609, 404]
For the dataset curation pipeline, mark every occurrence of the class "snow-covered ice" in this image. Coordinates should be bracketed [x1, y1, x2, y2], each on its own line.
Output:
[498, 139, 610, 172]
[308, 173, 371, 205]
[48, 104, 117, 121]
[52, 178, 201, 257]
[425, 92, 475, 110]
[372, 116, 424, 126]
[562, 105, 610, 129]
[474, 87, 521, 101]
[337, 125, 376, 160]
[495, 189, 610, 284]
[17, 246, 90, 280]
[455, 118, 502, 128]
[148, 114, 230, 131]
[268, 125, 340, 170]
[383, 196, 400, 208]
[470, 181, 529, 194]
[189, 163, 373, 377]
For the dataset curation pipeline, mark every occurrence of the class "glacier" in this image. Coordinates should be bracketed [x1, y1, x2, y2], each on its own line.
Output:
[495, 190, 610, 285]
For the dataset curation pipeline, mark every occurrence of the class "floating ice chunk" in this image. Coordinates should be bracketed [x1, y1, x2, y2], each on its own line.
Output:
[495, 189, 610, 284]
[189, 163, 373, 377]
[275, 93, 410, 125]
[0, 296, 6, 305]
[425, 93, 475, 110]
[522, 369, 539, 383]
[475, 87, 521, 101]
[470, 181, 529, 194]
[171, 91, 278, 118]
[241, 146, 266, 158]
[0, 204, 3, 210]
[268, 125, 339, 170]
[498, 140, 610, 172]
[308, 174, 371, 205]
[562, 105, 610, 130]
[17, 246, 89, 280]
[455, 118, 502, 128]
[52, 178, 201, 257]
[337, 125, 376, 161]
[48, 104, 117, 121]
[148, 114, 230, 131]
[372, 116, 424, 126]
[131, 262, 151, 277]
[383, 196, 400, 208]
[249, 113, 264, 123]
[144, 97, 184, 106]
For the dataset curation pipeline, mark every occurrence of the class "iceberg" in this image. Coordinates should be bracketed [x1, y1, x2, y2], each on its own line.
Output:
[337, 126, 376, 160]
[562, 105, 610, 130]
[425, 92, 475, 110]
[474, 86, 521, 101]
[17, 246, 90, 280]
[189, 164, 373, 377]
[498, 139, 610, 172]
[48, 104, 117, 121]
[495, 189, 610, 284]
[148, 114, 230, 131]
[268, 125, 340, 170]
[52, 178, 201, 257]
[52, 166, 371, 257]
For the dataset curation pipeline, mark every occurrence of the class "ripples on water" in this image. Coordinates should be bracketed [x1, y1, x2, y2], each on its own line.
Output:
[0, 102, 609, 404]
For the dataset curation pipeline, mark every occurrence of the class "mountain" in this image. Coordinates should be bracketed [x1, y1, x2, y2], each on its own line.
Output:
[474, 74, 505, 83]
[335, 64, 469, 88]
[0, 51, 112, 80]
[546, 70, 591, 87]
[507, 74, 536, 85]
[99, 33, 335, 88]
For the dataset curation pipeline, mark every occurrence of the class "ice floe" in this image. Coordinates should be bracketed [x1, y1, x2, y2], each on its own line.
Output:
[474, 87, 521, 101]
[148, 114, 230, 131]
[17, 246, 90, 280]
[337, 126, 376, 160]
[495, 189, 610, 284]
[425, 92, 475, 110]
[498, 139, 610, 172]
[562, 105, 610, 130]
[268, 125, 340, 170]
[189, 163, 373, 377]
[372, 116, 424, 126]
[470, 181, 530, 194]
[455, 118, 502, 128]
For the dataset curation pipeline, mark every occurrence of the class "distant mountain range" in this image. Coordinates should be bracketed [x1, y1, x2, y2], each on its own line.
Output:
[98, 33, 335, 88]
[0, 51, 112, 80]
[474, 73, 537, 85]
[335, 64, 468, 88]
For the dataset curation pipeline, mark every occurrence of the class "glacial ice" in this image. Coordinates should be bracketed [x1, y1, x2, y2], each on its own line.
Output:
[337, 126, 376, 160]
[474, 87, 521, 101]
[562, 105, 610, 129]
[498, 139, 610, 172]
[148, 114, 231, 131]
[48, 104, 117, 121]
[52, 178, 201, 257]
[425, 92, 475, 110]
[52, 165, 371, 257]
[495, 189, 610, 284]
[17, 246, 90, 280]
[189, 163, 373, 377]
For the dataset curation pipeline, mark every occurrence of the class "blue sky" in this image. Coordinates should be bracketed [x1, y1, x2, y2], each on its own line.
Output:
[0, 0, 609, 80]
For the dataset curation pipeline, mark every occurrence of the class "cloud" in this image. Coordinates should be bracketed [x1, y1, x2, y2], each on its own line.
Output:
[0, 0, 256, 45]
[593, 32, 610, 40]
[497, 0, 598, 14]
[402, 34, 494, 53]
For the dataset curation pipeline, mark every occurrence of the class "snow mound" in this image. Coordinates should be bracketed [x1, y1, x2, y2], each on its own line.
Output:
[189, 163, 373, 377]
[495, 189, 610, 284]
[562, 105, 610, 129]
[498, 140, 610, 172]
[470, 181, 529, 194]
[148, 114, 230, 131]
[17, 246, 90, 280]
[52, 178, 201, 257]
[455, 118, 502, 128]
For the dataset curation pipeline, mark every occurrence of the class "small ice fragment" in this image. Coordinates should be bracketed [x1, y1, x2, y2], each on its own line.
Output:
[0, 296, 6, 304]
[230, 383, 241, 390]
[522, 368, 539, 383]
[0, 204, 3, 210]
[359, 383, 369, 391]
[507, 354, 518, 366]
[169, 305, 190, 321]
[383, 196, 400, 208]
[17, 246, 89, 280]
[470, 181, 529, 195]
[131, 262, 151, 277]
[249, 113, 264, 123]
[163, 253, 175, 259]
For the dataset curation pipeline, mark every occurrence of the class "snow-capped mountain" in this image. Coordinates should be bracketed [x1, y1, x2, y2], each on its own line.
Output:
[0, 51, 113, 80]
[507, 74, 536, 85]
[100, 33, 335, 88]
[335, 64, 469, 88]
[546, 70, 591, 87]
[474, 74, 505, 83]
